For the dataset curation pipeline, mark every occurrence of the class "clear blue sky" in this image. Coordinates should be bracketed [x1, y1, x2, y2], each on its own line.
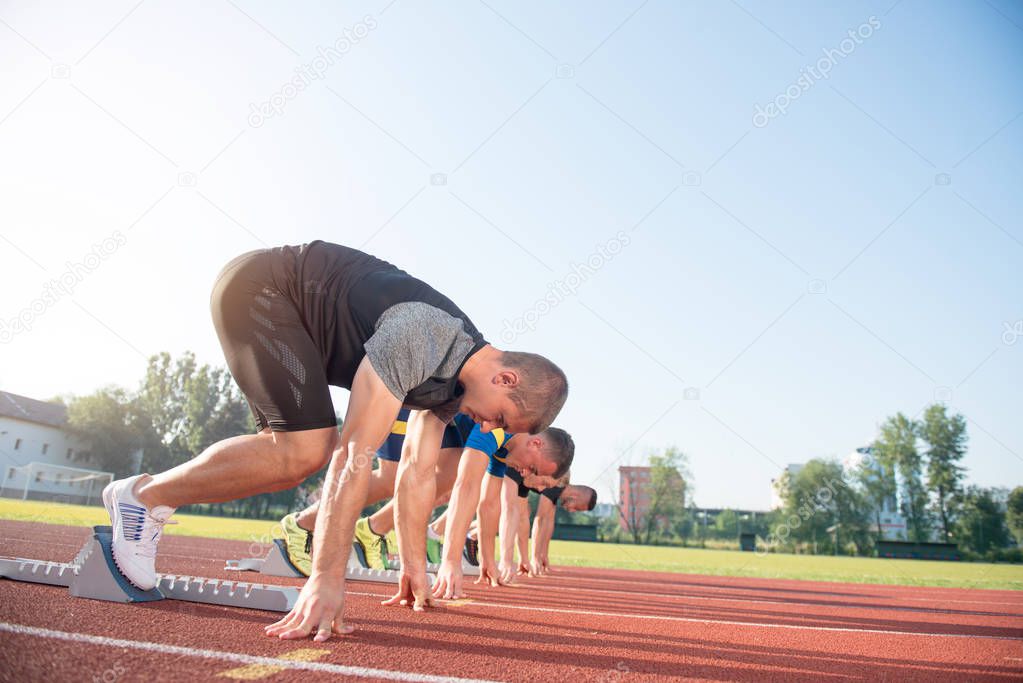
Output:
[1, 0, 1020, 509]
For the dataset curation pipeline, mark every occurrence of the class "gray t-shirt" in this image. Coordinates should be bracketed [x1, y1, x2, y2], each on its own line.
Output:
[363, 302, 477, 421]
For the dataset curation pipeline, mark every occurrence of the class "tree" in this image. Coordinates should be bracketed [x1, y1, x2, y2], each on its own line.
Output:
[920, 404, 967, 542]
[874, 413, 930, 542]
[137, 351, 254, 472]
[612, 447, 690, 545]
[642, 447, 688, 544]
[64, 388, 155, 477]
[956, 487, 1010, 555]
[776, 459, 869, 554]
[1008, 487, 1023, 546]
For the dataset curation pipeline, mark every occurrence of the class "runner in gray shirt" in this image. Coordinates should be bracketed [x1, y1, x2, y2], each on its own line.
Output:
[101, 241, 569, 642]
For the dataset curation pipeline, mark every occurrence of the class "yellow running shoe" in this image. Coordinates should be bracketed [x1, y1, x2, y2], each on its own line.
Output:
[354, 517, 388, 570]
[279, 513, 312, 577]
[384, 529, 399, 568]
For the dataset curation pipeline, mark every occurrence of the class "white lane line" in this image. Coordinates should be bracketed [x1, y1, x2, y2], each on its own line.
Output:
[540, 571, 1023, 607]
[344, 589, 1023, 641]
[0, 622, 501, 683]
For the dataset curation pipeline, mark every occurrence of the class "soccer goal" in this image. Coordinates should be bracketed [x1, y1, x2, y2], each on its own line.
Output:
[0, 461, 115, 506]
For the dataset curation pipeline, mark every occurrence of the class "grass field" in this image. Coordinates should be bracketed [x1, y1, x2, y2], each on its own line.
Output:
[3, 499, 1021, 590]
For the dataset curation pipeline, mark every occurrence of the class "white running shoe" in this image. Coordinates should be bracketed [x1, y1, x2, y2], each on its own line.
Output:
[102, 475, 176, 590]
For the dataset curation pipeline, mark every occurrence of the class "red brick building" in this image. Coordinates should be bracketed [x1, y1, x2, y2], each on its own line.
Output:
[618, 466, 652, 531]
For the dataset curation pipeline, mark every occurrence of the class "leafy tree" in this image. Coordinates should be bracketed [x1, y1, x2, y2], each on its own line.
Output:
[713, 509, 737, 537]
[642, 447, 688, 544]
[875, 413, 930, 542]
[1007, 486, 1023, 546]
[919, 404, 967, 542]
[613, 447, 690, 545]
[956, 486, 1010, 554]
[137, 351, 254, 472]
[775, 459, 869, 554]
[65, 388, 155, 477]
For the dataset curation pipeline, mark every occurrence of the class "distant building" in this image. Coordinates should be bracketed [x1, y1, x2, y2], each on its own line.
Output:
[618, 466, 651, 531]
[0, 391, 117, 504]
[770, 451, 910, 541]
[592, 502, 616, 519]
[844, 446, 907, 541]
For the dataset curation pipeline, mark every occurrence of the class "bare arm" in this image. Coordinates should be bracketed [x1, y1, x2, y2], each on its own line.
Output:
[499, 477, 520, 578]
[267, 356, 400, 640]
[516, 496, 531, 573]
[431, 448, 488, 599]
[478, 474, 503, 565]
[476, 473, 504, 586]
[386, 409, 445, 610]
[531, 495, 556, 572]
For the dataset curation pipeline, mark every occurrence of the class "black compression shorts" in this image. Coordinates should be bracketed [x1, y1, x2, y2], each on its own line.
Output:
[210, 249, 337, 432]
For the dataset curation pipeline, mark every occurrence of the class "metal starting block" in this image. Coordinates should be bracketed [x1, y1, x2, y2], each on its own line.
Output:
[426, 557, 481, 577]
[0, 526, 298, 612]
[225, 542, 449, 585]
[225, 539, 305, 578]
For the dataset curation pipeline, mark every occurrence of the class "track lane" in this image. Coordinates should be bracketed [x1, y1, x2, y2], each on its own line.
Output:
[3, 520, 1021, 682]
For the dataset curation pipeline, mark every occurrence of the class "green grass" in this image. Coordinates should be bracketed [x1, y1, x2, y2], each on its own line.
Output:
[549, 539, 1023, 590]
[4, 499, 1020, 590]
[0, 498, 280, 544]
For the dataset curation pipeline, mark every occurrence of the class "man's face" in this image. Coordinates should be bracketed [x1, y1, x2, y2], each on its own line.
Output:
[506, 436, 558, 490]
[559, 486, 591, 513]
[460, 375, 531, 433]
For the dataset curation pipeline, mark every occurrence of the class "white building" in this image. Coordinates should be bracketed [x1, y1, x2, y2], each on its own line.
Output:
[843, 446, 907, 541]
[0, 391, 113, 504]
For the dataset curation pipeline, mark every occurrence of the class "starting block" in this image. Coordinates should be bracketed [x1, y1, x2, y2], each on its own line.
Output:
[0, 526, 298, 612]
[225, 541, 418, 585]
[225, 542, 470, 583]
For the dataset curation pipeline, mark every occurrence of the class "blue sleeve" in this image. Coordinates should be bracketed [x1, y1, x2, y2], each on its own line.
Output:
[487, 456, 507, 478]
[464, 425, 499, 456]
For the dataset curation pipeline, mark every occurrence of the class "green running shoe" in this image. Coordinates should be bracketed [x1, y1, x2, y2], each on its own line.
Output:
[426, 536, 443, 564]
[279, 513, 312, 577]
[354, 517, 388, 569]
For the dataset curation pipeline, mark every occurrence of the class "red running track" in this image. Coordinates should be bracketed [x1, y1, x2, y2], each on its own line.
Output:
[1, 520, 1021, 682]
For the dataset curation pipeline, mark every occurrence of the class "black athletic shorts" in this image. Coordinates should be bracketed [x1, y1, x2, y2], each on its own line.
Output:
[210, 249, 337, 432]
[376, 408, 470, 462]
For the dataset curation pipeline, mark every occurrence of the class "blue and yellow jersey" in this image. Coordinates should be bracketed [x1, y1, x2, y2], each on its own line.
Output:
[452, 414, 513, 478]
[377, 409, 514, 476]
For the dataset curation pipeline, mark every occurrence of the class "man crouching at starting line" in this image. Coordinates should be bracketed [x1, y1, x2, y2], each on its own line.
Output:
[280, 408, 576, 584]
[497, 468, 597, 579]
[100, 240, 568, 641]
